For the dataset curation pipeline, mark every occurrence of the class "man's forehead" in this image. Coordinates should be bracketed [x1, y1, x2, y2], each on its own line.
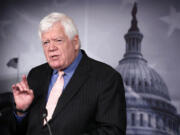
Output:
[41, 27, 66, 39]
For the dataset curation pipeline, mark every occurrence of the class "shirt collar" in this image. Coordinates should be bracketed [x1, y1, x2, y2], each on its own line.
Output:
[52, 50, 82, 76]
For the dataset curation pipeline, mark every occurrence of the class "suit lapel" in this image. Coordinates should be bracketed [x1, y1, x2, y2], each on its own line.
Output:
[42, 64, 53, 102]
[52, 52, 91, 119]
[39, 64, 53, 118]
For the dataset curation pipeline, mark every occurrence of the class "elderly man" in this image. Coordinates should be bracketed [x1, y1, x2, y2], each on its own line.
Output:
[11, 12, 126, 135]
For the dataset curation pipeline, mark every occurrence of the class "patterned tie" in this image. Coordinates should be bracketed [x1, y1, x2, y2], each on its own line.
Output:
[45, 71, 64, 124]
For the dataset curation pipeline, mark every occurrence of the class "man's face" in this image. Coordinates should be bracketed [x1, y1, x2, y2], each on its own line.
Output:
[41, 22, 79, 70]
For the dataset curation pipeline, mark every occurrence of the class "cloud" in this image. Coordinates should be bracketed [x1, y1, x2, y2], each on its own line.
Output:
[0, 20, 11, 39]
[160, 6, 180, 37]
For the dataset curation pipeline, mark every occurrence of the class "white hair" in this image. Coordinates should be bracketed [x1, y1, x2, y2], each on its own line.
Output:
[39, 12, 78, 40]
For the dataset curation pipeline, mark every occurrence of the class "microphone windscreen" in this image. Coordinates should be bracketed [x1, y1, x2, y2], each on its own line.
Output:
[42, 108, 48, 118]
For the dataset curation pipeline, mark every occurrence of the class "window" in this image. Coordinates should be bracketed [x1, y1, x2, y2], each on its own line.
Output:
[145, 81, 148, 87]
[168, 119, 172, 130]
[131, 78, 135, 86]
[148, 114, 152, 127]
[140, 113, 144, 126]
[131, 113, 135, 126]
[163, 117, 166, 130]
[156, 116, 160, 129]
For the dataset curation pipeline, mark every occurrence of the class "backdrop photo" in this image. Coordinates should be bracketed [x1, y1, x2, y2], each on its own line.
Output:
[0, 0, 180, 134]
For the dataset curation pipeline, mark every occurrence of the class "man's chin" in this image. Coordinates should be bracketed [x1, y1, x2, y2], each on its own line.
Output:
[48, 63, 62, 70]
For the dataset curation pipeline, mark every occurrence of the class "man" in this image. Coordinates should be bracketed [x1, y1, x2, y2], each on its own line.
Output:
[11, 12, 126, 135]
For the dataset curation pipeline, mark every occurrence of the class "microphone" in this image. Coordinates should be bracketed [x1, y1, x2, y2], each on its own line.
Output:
[42, 108, 53, 135]
[42, 109, 48, 119]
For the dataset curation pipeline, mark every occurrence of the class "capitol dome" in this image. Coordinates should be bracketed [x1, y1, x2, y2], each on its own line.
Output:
[116, 3, 179, 135]
[117, 56, 170, 101]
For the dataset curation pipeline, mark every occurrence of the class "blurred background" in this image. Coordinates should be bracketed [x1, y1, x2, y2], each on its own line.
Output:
[0, 0, 180, 134]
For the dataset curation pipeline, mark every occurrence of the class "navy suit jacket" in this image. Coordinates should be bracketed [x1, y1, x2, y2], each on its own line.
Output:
[12, 50, 126, 135]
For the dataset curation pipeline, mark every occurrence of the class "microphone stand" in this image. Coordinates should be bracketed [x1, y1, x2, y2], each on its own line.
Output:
[43, 109, 53, 135]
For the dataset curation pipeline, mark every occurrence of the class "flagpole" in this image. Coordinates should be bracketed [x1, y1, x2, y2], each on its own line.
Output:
[7, 57, 19, 81]
[17, 55, 19, 82]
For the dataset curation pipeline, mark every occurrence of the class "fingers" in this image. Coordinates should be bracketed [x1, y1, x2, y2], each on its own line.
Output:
[12, 75, 30, 92]
[16, 83, 25, 91]
[29, 89, 34, 96]
[12, 84, 17, 90]
[12, 75, 34, 111]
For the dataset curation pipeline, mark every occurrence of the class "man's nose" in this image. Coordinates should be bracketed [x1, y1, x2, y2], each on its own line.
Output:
[49, 42, 57, 51]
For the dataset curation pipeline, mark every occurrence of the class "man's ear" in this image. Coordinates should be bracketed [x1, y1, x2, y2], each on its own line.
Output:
[73, 35, 79, 50]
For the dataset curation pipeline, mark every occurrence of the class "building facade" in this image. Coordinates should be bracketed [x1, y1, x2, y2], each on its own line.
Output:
[116, 3, 180, 135]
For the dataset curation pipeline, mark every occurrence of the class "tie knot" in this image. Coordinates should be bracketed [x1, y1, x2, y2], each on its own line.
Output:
[58, 71, 64, 78]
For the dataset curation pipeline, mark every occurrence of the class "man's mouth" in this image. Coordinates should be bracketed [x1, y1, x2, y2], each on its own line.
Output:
[50, 55, 59, 60]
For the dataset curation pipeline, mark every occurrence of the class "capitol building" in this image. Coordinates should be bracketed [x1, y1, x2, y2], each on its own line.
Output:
[116, 3, 180, 135]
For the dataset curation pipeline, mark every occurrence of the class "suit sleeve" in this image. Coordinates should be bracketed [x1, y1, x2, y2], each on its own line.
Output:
[82, 72, 127, 135]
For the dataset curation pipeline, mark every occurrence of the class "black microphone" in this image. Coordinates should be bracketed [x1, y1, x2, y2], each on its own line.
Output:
[42, 108, 53, 135]
[42, 109, 48, 119]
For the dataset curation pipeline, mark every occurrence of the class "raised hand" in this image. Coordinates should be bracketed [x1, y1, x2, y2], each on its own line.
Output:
[12, 75, 34, 113]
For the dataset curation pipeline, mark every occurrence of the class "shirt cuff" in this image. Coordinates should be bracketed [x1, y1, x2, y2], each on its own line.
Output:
[13, 111, 26, 122]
